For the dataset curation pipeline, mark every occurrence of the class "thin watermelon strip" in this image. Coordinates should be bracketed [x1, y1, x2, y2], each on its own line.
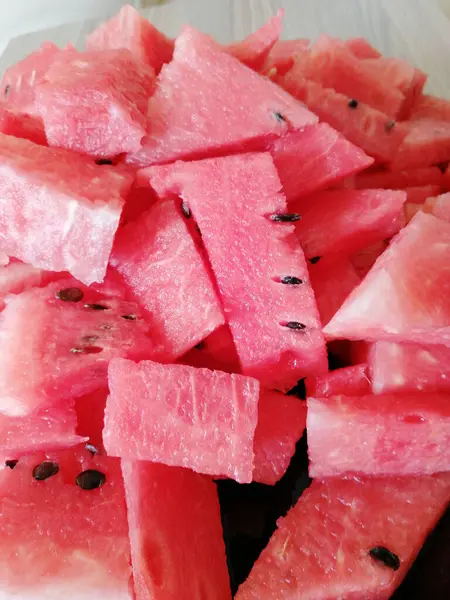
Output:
[235, 474, 450, 600]
[180, 324, 241, 374]
[145, 152, 327, 391]
[103, 358, 260, 483]
[306, 364, 371, 398]
[111, 200, 225, 362]
[122, 461, 231, 600]
[0, 105, 47, 145]
[353, 166, 444, 189]
[126, 26, 317, 167]
[391, 119, 450, 170]
[424, 192, 450, 221]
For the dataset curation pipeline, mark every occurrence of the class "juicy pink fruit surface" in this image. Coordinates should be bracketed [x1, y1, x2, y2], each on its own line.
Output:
[0, 105, 47, 145]
[370, 341, 450, 395]
[307, 393, 450, 477]
[86, 4, 173, 73]
[126, 26, 317, 167]
[353, 166, 443, 189]
[324, 212, 450, 345]
[122, 461, 231, 600]
[36, 48, 155, 158]
[391, 119, 450, 170]
[235, 474, 450, 600]
[104, 358, 260, 483]
[306, 364, 371, 398]
[0, 278, 153, 417]
[0, 133, 132, 285]
[0, 450, 133, 599]
[411, 94, 450, 121]
[146, 152, 327, 391]
[181, 324, 241, 374]
[253, 391, 306, 485]
[75, 388, 108, 451]
[111, 199, 224, 362]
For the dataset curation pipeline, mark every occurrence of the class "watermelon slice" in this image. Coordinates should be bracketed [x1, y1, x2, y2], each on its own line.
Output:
[36, 49, 155, 158]
[111, 200, 225, 362]
[306, 364, 371, 398]
[411, 94, 450, 121]
[181, 324, 241, 374]
[391, 119, 450, 170]
[122, 460, 231, 599]
[146, 152, 327, 391]
[0, 448, 134, 598]
[270, 123, 373, 203]
[353, 166, 444, 189]
[292, 189, 406, 259]
[345, 37, 382, 59]
[103, 358, 260, 483]
[369, 341, 450, 395]
[0, 277, 153, 417]
[0, 133, 132, 285]
[0, 259, 57, 311]
[308, 255, 360, 326]
[86, 4, 174, 73]
[126, 26, 317, 167]
[253, 390, 306, 485]
[424, 192, 450, 221]
[0, 105, 47, 145]
[350, 240, 389, 278]
[324, 212, 450, 346]
[261, 39, 310, 77]
[307, 393, 450, 477]
[235, 474, 450, 600]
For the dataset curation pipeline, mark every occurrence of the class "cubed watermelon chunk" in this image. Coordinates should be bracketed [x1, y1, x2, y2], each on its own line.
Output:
[86, 4, 173, 73]
[424, 192, 450, 221]
[0, 133, 132, 284]
[353, 166, 444, 189]
[180, 324, 241, 374]
[307, 393, 450, 477]
[103, 358, 260, 483]
[324, 212, 450, 346]
[235, 474, 450, 600]
[126, 26, 317, 167]
[122, 461, 231, 599]
[391, 119, 450, 170]
[36, 49, 155, 158]
[306, 364, 371, 398]
[261, 39, 310, 76]
[111, 200, 224, 362]
[0, 105, 47, 145]
[146, 152, 327, 391]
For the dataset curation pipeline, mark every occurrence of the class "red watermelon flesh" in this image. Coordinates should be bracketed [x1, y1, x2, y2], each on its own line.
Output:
[36, 49, 155, 158]
[0, 133, 132, 285]
[126, 26, 317, 168]
[424, 192, 450, 221]
[353, 166, 444, 189]
[411, 94, 450, 121]
[253, 390, 306, 485]
[75, 388, 108, 451]
[111, 199, 225, 362]
[279, 75, 406, 163]
[146, 152, 327, 391]
[324, 212, 450, 346]
[0, 259, 57, 311]
[391, 119, 450, 170]
[345, 37, 382, 59]
[350, 240, 388, 278]
[261, 39, 310, 77]
[235, 474, 450, 600]
[226, 9, 284, 70]
[306, 364, 371, 398]
[180, 324, 241, 374]
[122, 460, 231, 600]
[308, 255, 360, 326]
[404, 184, 442, 204]
[404, 202, 423, 224]
[369, 341, 450, 395]
[120, 181, 157, 226]
[86, 4, 174, 73]
[0, 105, 47, 145]
[293, 189, 406, 259]
[270, 123, 373, 203]
[0, 277, 153, 417]
[103, 358, 260, 483]
[0, 448, 133, 599]
[307, 393, 450, 477]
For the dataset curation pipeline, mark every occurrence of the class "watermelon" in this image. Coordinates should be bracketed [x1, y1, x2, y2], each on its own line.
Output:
[324, 212, 450, 345]
[146, 152, 327, 391]
[345, 37, 382, 59]
[350, 240, 389, 278]
[0, 133, 132, 285]
[404, 202, 423, 223]
[120, 181, 158, 226]
[370, 341, 450, 395]
[404, 184, 442, 204]
[235, 474, 450, 600]
[103, 358, 260, 483]
[353, 165, 444, 189]
[308, 255, 360, 326]
[411, 94, 450, 121]
[424, 192, 450, 221]
[391, 119, 450, 170]
[261, 39, 310, 77]
[292, 189, 406, 259]
[36, 49, 155, 158]
[122, 460, 231, 599]
[0, 105, 47, 145]
[181, 324, 241, 374]
[0, 277, 153, 417]
[306, 364, 371, 398]
[75, 389, 108, 451]
[126, 26, 317, 167]
[307, 393, 450, 477]
[86, 4, 174, 73]
[0, 259, 57, 311]
[111, 199, 225, 362]
[0, 448, 134, 598]
[253, 390, 306, 485]
[270, 123, 373, 203]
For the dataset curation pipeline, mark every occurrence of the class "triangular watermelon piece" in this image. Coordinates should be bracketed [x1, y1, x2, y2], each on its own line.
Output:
[0, 105, 47, 145]
[324, 212, 450, 346]
[235, 474, 450, 599]
[122, 460, 231, 599]
[145, 152, 327, 391]
[353, 166, 444, 189]
[126, 26, 317, 167]
[306, 364, 371, 398]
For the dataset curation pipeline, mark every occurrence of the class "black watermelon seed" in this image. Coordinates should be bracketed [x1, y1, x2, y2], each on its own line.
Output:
[194, 341, 205, 350]
[308, 256, 322, 264]
[85, 443, 99, 456]
[70, 346, 103, 355]
[4, 84, 10, 97]
[281, 276, 303, 285]
[285, 321, 307, 330]
[286, 378, 306, 399]
[76, 469, 106, 490]
[33, 461, 59, 481]
[181, 201, 191, 219]
[121, 314, 137, 320]
[385, 120, 396, 132]
[5, 459, 18, 469]
[270, 213, 302, 222]
[56, 287, 84, 302]
[274, 111, 287, 123]
[348, 99, 359, 109]
[84, 303, 109, 311]
[369, 546, 401, 571]
[95, 158, 113, 165]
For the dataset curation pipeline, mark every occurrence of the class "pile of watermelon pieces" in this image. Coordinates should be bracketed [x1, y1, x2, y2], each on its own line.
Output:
[1, 4, 450, 598]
